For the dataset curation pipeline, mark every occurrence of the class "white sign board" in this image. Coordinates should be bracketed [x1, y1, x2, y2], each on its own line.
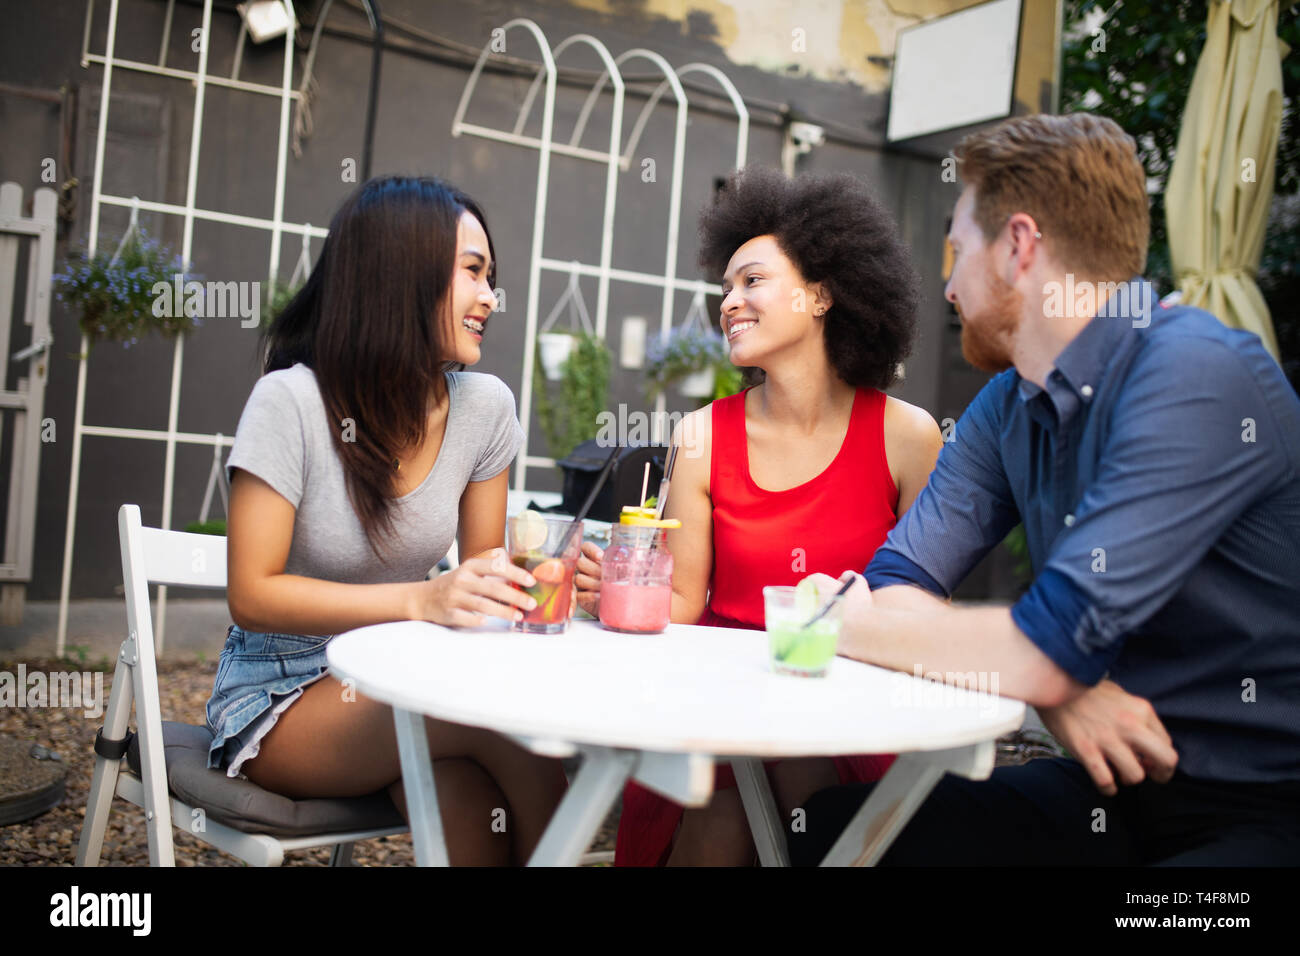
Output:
[887, 0, 1023, 143]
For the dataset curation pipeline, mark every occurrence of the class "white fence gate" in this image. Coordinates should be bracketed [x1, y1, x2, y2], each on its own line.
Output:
[0, 182, 56, 625]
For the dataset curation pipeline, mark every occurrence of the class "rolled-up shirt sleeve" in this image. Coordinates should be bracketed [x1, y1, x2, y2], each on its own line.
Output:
[865, 376, 1021, 596]
[1011, 337, 1294, 685]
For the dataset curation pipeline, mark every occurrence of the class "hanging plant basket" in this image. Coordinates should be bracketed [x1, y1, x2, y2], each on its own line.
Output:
[677, 366, 716, 398]
[534, 331, 611, 459]
[646, 325, 731, 399]
[52, 228, 200, 349]
[538, 331, 578, 381]
[537, 265, 595, 383]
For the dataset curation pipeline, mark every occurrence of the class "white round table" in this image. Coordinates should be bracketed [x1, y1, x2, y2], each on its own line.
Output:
[328, 618, 1024, 866]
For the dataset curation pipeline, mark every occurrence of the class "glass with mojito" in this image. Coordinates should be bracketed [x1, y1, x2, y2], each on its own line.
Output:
[763, 580, 842, 677]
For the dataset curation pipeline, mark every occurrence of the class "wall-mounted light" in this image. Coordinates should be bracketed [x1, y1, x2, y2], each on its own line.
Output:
[620, 316, 647, 369]
[238, 1, 292, 43]
[781, 120, 825, 177]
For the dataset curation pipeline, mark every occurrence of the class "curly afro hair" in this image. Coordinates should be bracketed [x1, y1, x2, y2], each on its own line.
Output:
[697, 165, 920, 390]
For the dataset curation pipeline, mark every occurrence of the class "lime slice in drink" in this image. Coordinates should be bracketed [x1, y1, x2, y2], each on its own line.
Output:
[779, 620, 838, 667]
[512, 509, 548, 552]
[794, 576, 820, 619]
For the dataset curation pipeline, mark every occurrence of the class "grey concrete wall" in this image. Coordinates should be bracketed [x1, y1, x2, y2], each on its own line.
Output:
[1, 0, 1010, 601]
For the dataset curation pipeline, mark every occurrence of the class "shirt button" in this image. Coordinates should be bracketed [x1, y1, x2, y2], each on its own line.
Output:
[1064, 514, 1076, 527]
[1080, 384, 1094, 400]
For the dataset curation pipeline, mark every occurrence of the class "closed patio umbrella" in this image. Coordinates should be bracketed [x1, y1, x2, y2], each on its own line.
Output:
[1166, 0, 1295, 360]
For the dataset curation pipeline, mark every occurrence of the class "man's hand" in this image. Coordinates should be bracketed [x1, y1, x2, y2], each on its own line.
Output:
[1036, 679, 1178, 796]
[802, 570, 872, 607]
[802, 572, 871, 656]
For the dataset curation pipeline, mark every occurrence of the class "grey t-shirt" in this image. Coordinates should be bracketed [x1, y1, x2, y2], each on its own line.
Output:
[226, 363, 523, 584]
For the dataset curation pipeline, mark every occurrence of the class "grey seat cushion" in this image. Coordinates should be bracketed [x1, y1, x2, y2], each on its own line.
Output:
[126, 721, 405, 838]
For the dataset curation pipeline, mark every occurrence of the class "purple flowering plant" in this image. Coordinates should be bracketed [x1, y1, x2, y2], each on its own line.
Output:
[645, 325, 743, 400]
[52, 228, 201, 348]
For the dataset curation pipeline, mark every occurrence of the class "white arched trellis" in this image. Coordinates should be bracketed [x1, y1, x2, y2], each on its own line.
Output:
[60, 11, 751, 649]
[452, 19, 750, 490]
[58, 0, 327, 654]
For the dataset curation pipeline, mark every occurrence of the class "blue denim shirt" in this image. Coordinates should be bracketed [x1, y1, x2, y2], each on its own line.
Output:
[866, 278, 1300, 782]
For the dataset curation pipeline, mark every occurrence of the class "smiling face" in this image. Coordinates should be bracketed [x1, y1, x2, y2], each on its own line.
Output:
[443, 209, 498, 366]
[945, 187, 1021, 373]
[718, 235, 829, 370]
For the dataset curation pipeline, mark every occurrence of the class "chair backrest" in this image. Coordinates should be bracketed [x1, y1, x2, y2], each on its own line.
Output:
[119, 500, 227, 648]
[126, 510, 228, 590]
[117, 503, 228, 862]
[118, 504, 226, 662]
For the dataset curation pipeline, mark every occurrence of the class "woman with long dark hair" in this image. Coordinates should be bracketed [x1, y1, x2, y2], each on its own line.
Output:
[577, 166, 944, 865]
[206, 175, 566, 865]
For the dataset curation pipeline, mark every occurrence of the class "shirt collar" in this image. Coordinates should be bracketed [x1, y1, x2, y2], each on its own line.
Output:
[1056, 277, 1150, 393]
[1017, 276, 1151, 426]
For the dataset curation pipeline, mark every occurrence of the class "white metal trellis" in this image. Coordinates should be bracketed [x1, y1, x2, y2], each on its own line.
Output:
[540, 264, 596, 338]
[452, 19, 749, 490]
[57, 0, 327, 655]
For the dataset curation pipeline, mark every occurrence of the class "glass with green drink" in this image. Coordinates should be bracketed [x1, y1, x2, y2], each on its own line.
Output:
[763, 579, 843, 677]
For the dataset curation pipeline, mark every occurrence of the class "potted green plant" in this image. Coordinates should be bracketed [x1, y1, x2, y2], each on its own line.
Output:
[538, 330, 579, 380]
[537, 270, 594, 380]
[533, 331, 611, 459]
[711, 360, 745, 401]
[52, 228, 199, 349]
[1001, 523, 1034, 595]
[262, 277, 303, 332]
[184, 518, 226, 536]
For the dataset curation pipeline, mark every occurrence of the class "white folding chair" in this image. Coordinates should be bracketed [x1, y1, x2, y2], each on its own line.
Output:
[76, 504, 408, 867]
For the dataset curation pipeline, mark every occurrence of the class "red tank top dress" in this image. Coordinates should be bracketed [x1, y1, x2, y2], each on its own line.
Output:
[614, 386, 901, 866]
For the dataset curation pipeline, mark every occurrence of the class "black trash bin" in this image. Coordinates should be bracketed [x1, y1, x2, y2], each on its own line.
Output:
[553, 440, 670, 523]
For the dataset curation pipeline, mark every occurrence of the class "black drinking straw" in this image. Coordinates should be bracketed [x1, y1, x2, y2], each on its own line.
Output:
[643, 443, 680, 554]
[652, 443, 679, 521]
[556, 444, 621, 558]
[800, 577, 855, 630]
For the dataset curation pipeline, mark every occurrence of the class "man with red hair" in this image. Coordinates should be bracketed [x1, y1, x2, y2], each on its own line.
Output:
[792, 113, 1300, 866]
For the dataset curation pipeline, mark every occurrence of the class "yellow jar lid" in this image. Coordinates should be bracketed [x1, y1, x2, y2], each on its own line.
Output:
[619, 506, 680, 529]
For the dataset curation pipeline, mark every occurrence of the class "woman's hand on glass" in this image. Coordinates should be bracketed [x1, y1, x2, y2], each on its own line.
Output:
[412, 548, 538, 627]
[575, 541, 604, 618]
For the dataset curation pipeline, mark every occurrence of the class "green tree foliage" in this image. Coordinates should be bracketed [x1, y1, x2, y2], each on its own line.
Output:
[1062, 0, 1300, 388]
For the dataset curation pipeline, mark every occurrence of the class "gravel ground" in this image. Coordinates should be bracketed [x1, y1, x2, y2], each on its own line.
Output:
[2, 654, 1055, 867]
[0, 656, 618, 866]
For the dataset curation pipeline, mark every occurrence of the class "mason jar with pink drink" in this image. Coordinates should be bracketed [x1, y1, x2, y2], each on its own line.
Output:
[598, 512, 679, 634]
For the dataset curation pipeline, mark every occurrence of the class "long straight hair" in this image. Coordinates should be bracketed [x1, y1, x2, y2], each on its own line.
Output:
[265, 175, 497, 560]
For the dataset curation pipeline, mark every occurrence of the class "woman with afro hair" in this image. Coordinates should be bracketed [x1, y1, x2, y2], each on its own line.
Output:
[577, 165, 944, 865]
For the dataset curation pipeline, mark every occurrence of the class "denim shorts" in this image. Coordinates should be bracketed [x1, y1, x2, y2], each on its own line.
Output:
[205, 625, 333, 777]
